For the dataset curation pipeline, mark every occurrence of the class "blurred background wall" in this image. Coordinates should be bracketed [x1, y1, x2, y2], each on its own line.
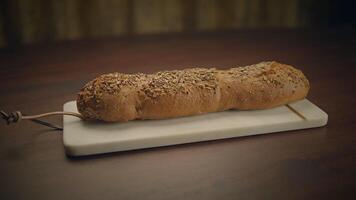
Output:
[0, 0, 354, 48]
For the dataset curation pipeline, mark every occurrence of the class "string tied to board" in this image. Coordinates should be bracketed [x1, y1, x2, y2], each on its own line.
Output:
[0, 110, 83, 131]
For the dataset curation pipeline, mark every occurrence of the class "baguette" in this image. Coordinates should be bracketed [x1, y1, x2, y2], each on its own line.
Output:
[77, 61, 309, 122]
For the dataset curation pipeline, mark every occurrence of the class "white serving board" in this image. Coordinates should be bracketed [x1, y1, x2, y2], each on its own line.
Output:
[63, 99, 327, 156]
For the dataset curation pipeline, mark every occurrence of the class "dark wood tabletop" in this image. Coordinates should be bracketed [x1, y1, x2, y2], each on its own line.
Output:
[0, 29, 355, 200]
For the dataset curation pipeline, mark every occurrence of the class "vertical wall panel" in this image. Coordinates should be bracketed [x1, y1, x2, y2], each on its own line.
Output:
[79, 0, 129, 37]
[265, 0, 284, 27]
[17, 0, 55, 44]
[51, 0, 82, 40]
[234, 0, 248, 28]
[133, 0, 183, 34]
[299, 0, 330, 27]
[196, 0, 218, 31]
[284, 0, 299, 28]
[0, 13, 4, 47]
[0, 0, 336, 47]
[246, 0, 262, 28]
[181, 0, 197, 31]
[163, 0, 183, 32]
[216, 0, 236, 29]
[133, 0, 163, 34]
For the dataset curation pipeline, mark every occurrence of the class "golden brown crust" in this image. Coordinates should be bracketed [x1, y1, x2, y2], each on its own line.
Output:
[77, 61, 310, 122]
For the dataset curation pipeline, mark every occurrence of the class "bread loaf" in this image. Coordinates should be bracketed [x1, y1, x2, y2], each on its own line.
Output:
[77, 61, 309, 122]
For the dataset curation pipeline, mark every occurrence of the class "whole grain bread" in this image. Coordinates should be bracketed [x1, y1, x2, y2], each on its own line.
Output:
[77, 61, 309, 122]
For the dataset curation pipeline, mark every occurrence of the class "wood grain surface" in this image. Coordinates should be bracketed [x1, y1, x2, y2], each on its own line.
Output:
[0, 29, 355, 199]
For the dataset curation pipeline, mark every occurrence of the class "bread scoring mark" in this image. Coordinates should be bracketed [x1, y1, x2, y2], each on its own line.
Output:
[140, 68, 218, 100]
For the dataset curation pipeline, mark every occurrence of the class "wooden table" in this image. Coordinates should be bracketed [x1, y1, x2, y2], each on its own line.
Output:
[0, 30, 355, 199]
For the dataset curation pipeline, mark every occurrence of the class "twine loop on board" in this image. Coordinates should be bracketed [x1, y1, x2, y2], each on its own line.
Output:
[0, 111, 22, 124]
